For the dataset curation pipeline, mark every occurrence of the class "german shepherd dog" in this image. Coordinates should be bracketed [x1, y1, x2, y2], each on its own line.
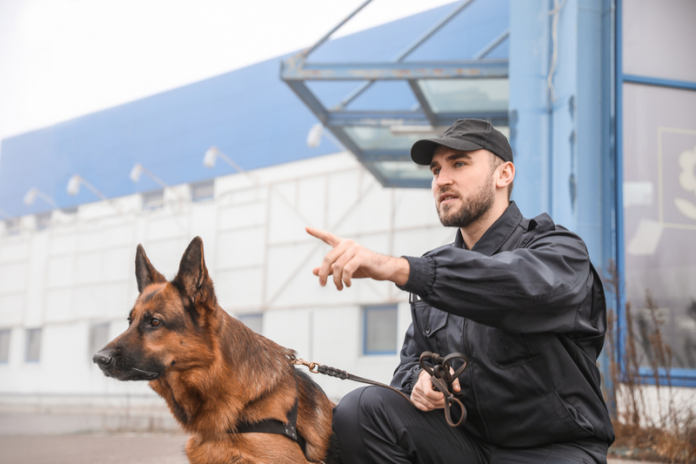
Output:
[93, 237, 341, 464]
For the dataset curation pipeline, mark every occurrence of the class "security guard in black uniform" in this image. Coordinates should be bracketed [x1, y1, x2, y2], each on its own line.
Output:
[307, 119, 614, 463]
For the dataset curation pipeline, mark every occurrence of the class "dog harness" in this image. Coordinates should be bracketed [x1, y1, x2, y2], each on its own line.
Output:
[229, 371, 308, 456]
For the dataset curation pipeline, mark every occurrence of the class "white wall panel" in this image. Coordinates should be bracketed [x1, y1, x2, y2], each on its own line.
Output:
[266, 242, 324, 303]
[0, 293, 23, 326]
[297, 176, 326, 230]
[41, 324, 91, 392]
[24, 234, 49, 327]
[264, 308, 311, 359]
[267, 188, 308, 244]
[0, 240, 28, 262]
[394, 189, 441, 229]
[45, 289, 74, 323]
[332, 180, 391, 237]
[74, 283, 130, 320]
[215, 267, 263, 311]
[78, 224, 134, 253]
[47, 255, 75, 289]
[48, 233, 78, 256]
[0, 262, 26, 294]
[146, 215, 189, 242]
[74, 247, 130, 285]
[217, 227, 265, 269]
[219, 202, 266, 231]
[326, 170, 361, 229]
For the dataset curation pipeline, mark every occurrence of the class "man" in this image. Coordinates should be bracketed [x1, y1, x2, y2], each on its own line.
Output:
[307, 119, 614, 463]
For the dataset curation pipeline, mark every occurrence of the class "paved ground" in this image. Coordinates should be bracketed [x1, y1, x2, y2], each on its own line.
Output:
[0, 410, 659, 464]
[0, 433, 661, 464]
[0, 434, 189, 464]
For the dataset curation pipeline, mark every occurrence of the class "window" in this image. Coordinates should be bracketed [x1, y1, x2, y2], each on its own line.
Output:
[142, 190, 164, 211]
[25, 328, 41, 363]
[617, 0, 696, 384]
[238, 314, 263, 334]
[363, 305, 398, 355]
[191, 180, 214, 202]
[35, 212, 52, 231]
[0, 330, 11, 363]
[89, 323, 110, 360]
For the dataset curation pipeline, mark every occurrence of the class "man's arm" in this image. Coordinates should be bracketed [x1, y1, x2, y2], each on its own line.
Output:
[307, 226, 593, 334]
[399, 228, 593, 333]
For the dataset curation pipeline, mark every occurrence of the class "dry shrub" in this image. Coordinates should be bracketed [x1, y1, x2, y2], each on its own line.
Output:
[603, 261, 696, 463]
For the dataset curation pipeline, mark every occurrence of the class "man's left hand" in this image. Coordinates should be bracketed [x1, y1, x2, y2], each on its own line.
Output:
[306, 227, 410, 290]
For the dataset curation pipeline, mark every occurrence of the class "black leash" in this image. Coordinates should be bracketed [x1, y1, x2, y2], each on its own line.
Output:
[291, 351, 468, 427]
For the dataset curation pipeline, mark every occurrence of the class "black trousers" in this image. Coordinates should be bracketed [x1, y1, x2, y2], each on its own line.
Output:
[332, 387, 608, 464]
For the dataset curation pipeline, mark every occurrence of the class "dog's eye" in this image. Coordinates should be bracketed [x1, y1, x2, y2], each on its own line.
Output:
[151, 318, 161, 327]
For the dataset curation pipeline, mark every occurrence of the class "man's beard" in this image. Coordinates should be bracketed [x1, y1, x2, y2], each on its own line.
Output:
[436, 173, 495, 228]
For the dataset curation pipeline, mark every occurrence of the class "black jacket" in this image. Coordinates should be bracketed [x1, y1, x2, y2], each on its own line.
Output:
[392, 202, 615, 448]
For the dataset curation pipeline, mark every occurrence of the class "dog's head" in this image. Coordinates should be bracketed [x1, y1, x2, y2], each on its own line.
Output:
[93, 237, 218, 381]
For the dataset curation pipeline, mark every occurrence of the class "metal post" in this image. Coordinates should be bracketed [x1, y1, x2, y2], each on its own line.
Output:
[336, 0, 477, 109]
[303, 0, 374, 59]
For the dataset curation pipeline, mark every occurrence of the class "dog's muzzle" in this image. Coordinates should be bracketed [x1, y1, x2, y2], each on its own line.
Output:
[92, 349, 160, 380]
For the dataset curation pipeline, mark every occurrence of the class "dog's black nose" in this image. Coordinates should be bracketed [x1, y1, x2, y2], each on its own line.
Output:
[93, 351, 113, 367]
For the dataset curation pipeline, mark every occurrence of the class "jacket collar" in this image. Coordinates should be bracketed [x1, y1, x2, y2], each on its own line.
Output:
[453, 201, 523, 256]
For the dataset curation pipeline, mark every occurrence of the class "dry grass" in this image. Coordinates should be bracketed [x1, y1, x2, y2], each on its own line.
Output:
[603, 262, 696, 463]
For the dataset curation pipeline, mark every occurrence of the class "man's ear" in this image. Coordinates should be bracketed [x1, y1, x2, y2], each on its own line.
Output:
[173, 236, 214, 304]
[135, 244, 167, 293]
[496, 161, 515, 189]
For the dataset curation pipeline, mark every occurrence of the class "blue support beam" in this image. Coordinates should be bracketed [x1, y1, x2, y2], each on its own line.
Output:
[510, 0, 612, 267]
[281, 59, 509, 81]
[510, 0, 617, 408]
[326, 110, 508, 127]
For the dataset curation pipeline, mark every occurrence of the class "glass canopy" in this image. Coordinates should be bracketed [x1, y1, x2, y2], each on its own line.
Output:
[281, 0, 510, 188]
[419, 79, 509, 114]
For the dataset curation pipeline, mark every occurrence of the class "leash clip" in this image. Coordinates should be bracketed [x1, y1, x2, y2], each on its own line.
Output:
[290, 356, 321, 374]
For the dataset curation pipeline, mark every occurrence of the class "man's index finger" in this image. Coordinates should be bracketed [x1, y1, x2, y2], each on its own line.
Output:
[306, 226, 340, 247]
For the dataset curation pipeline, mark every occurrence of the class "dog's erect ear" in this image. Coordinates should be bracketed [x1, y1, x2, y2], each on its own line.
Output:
[135, 244, 167, 293]
[173, 237, 213, 305]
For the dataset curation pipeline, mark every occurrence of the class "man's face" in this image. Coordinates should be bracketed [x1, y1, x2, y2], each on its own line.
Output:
[430, 146, 497, 228]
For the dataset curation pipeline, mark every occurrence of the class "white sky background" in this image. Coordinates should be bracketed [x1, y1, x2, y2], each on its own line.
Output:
[0, 0, 455, 145]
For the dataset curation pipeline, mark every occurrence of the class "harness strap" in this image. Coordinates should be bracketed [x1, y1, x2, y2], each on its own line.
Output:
[230, 370, 307, 456]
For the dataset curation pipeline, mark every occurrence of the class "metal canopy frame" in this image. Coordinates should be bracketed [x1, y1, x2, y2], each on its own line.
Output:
[281, 0, 510, 188]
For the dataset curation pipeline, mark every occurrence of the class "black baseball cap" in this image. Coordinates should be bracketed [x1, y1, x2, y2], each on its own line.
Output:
[410, 119, 513, 165]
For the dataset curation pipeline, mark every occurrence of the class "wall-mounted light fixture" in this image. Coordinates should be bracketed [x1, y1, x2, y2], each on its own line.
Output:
[129, 163, 168, 188]
[306, 123, 344, 150]
[24, 188, 59, 208]
[66, 174, 108, 200]
[203, 146, 258, 185]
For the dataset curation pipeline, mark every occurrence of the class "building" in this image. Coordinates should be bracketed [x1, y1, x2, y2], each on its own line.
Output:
[0, 0, 694, 430]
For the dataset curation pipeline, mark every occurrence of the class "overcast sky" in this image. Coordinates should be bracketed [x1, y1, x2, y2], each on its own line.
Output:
[0, 0, 454, 147]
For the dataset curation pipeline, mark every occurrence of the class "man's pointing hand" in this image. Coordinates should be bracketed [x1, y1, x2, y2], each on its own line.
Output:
[306, 227, 410, 290]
